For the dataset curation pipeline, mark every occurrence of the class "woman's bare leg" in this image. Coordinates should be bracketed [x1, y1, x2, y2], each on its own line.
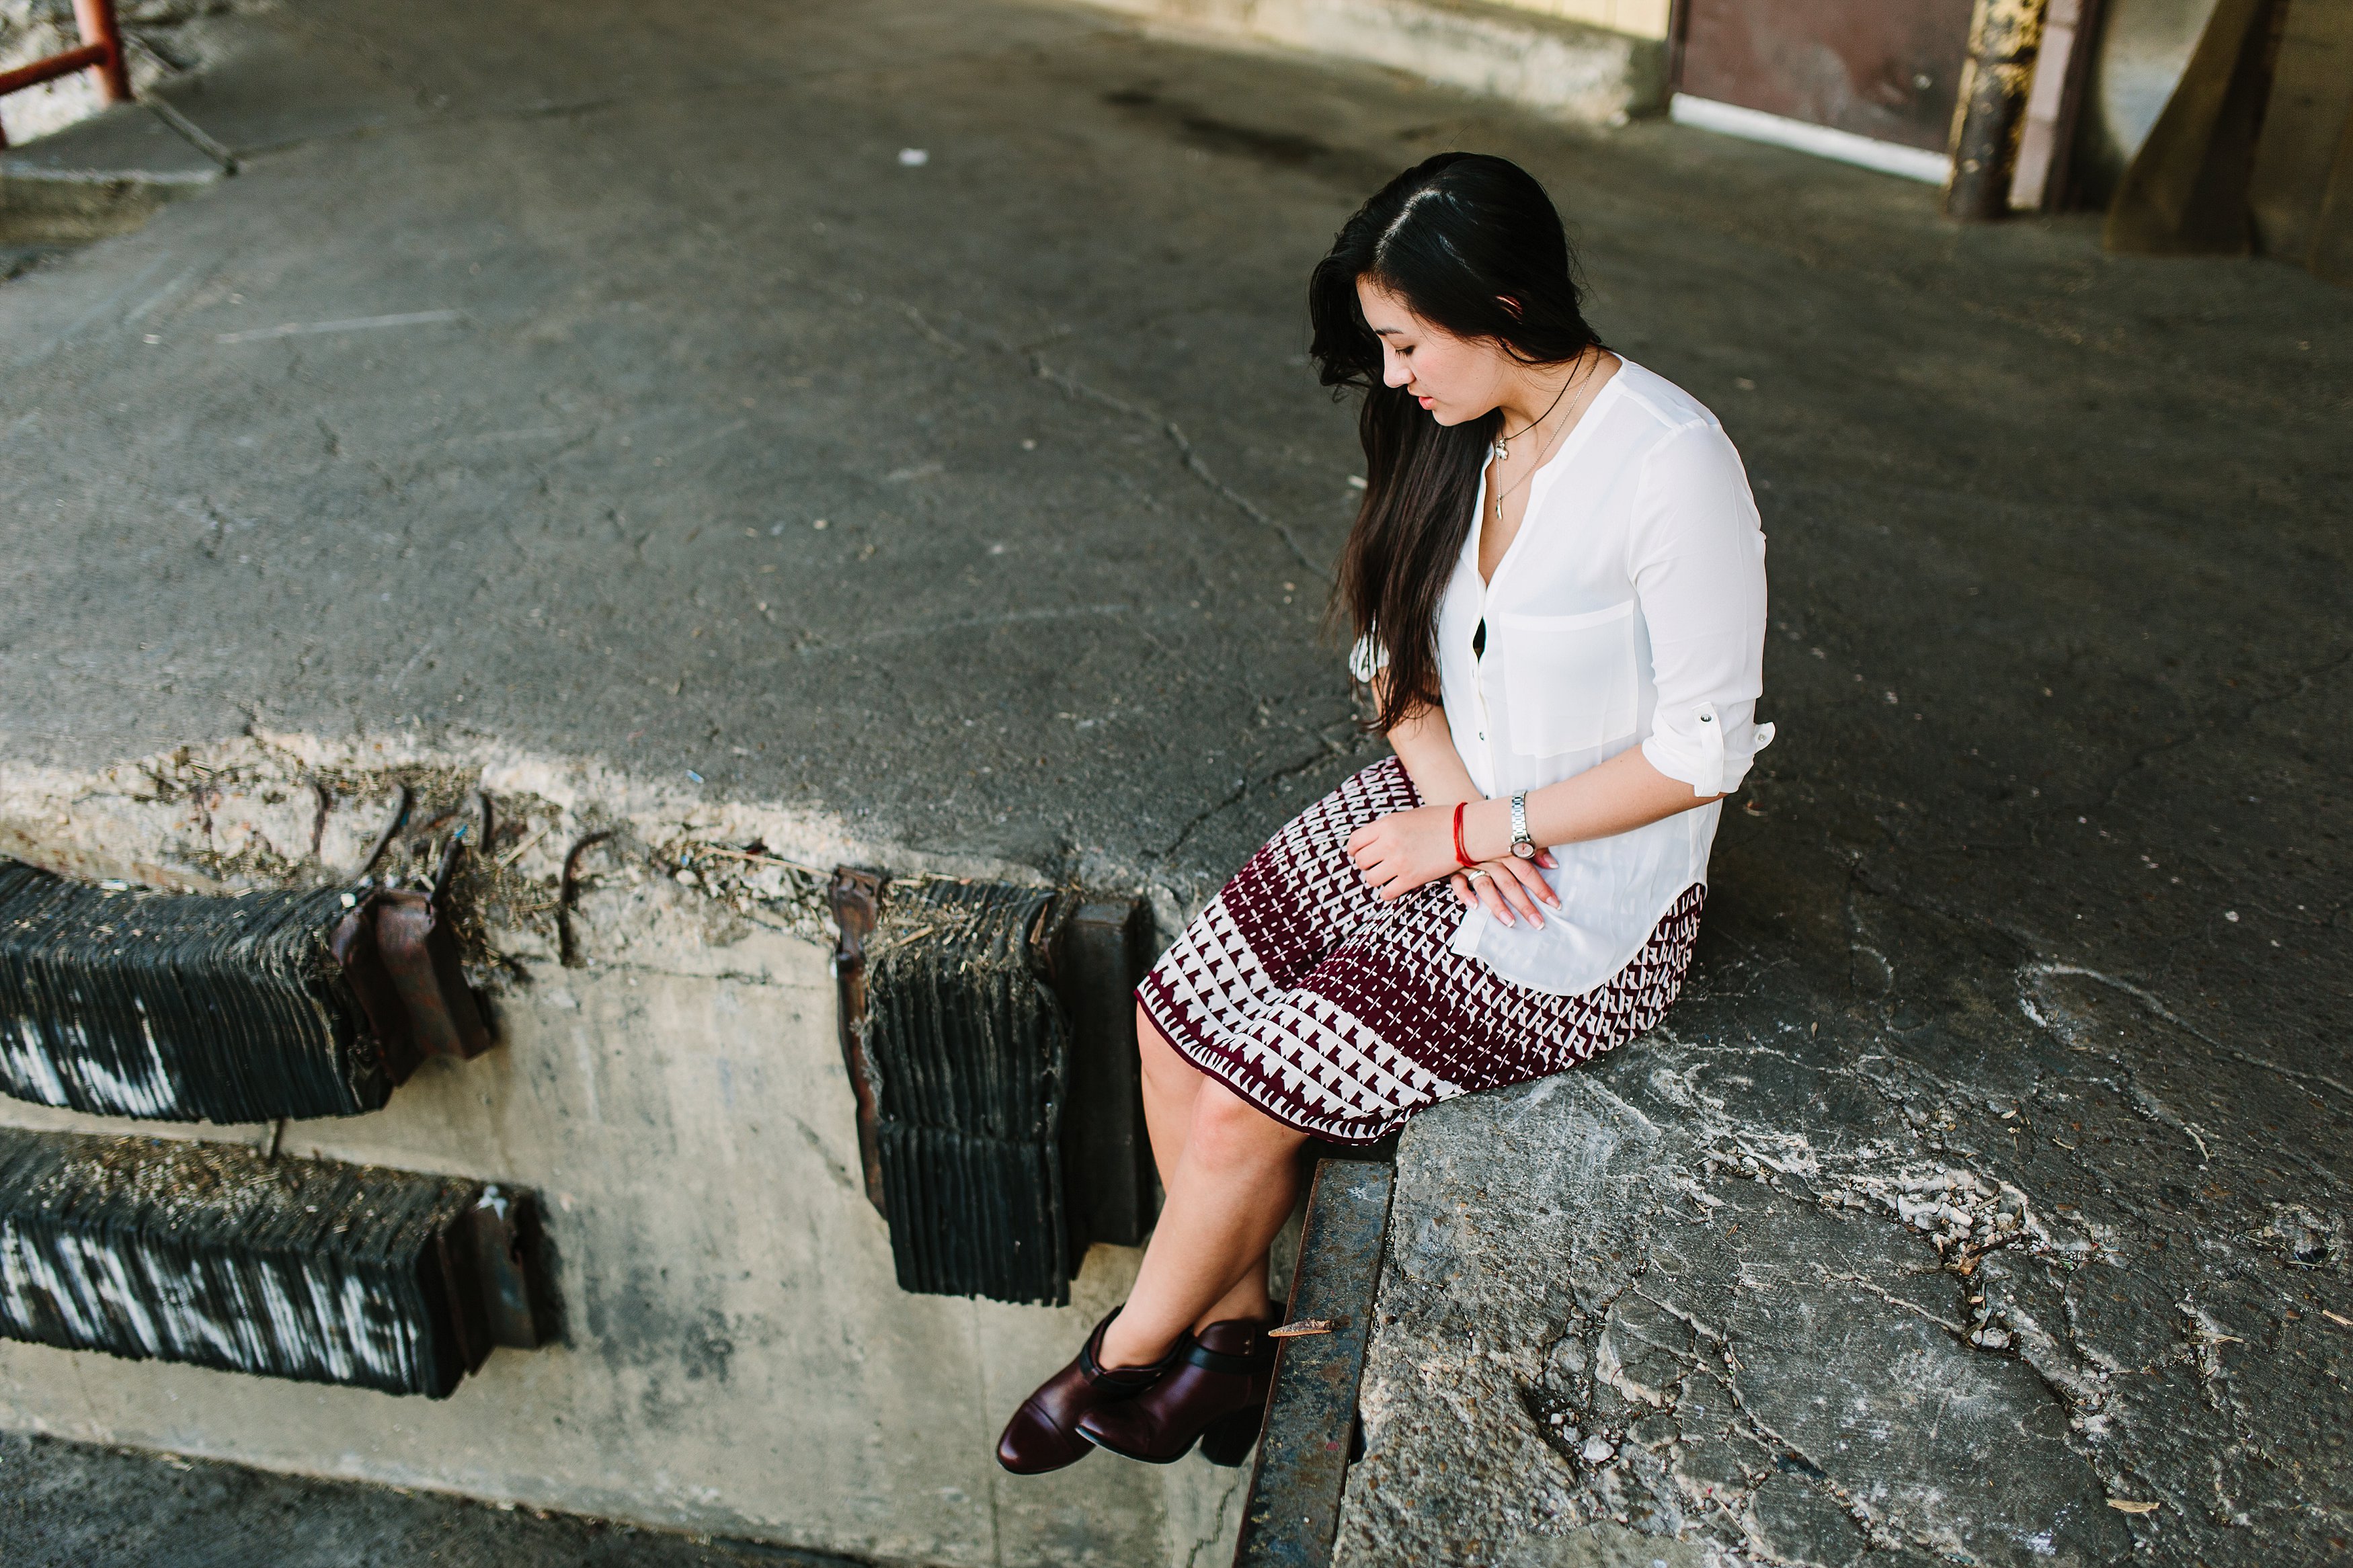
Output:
[1137, 1004, 1203, 1192]
[1135, 1008, 1295, 1336]
[1098, 1071, 1308, 1369]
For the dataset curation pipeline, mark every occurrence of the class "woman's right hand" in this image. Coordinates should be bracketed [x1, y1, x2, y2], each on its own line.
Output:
[1448, 850, 1558, 929]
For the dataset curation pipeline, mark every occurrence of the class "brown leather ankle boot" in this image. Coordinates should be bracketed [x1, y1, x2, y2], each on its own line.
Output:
[996, 1307, 1187, 1475]
[1074, 1315, 1276, 1465]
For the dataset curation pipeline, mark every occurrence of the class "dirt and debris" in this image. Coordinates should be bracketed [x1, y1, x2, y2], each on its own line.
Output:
[0, 732, 1010, 995]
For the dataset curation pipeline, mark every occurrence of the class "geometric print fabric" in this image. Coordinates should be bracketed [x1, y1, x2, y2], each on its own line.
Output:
[1138, 756, 1706, 1145]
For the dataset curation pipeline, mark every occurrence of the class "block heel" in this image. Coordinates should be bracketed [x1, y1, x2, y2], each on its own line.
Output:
[1196, 1403, 1267, 1467]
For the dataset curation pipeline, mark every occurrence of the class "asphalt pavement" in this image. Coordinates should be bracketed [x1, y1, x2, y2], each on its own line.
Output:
[0, 0, 2346, 1563]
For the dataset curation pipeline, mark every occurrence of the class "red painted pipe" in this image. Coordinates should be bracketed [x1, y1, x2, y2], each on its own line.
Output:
[73, 0, 133, 104]
[0, 40, 109, 101]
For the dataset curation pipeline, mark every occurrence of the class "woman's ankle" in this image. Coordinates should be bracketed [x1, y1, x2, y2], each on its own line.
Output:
[1097, 1316, 1180, 1371]
[1192, 1297, 1273, 1333]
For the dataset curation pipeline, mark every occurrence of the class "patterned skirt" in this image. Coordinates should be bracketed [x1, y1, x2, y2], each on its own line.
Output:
[1138, 755, 1705, 1144]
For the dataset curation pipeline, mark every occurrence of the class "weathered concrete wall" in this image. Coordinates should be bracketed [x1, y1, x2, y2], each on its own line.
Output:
[0, 737, 1246, 1568]
[1076, 0, 1670, 124]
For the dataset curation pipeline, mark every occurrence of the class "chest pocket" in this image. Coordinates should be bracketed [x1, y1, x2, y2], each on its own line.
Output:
[1494, 601, 1640, 756]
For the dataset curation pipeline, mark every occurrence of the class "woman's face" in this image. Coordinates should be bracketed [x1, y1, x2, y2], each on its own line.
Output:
[1355, 277, 1511, 426]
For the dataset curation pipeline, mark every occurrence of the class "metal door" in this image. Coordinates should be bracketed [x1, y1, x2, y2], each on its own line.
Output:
[1675, 0, 1979, 153]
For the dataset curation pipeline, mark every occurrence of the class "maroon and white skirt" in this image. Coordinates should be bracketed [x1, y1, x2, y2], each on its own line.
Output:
[1138, 755, 1704, 1144]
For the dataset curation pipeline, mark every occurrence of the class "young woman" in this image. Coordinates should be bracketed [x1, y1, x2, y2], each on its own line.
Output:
[997, 152, 1773, 1474]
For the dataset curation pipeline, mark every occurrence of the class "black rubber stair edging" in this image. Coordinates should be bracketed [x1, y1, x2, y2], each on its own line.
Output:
[0, 1126, 549, 1397]
[0, 858, 488, 1124]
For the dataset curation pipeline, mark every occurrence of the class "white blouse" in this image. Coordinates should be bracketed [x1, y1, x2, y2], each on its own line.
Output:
[1352, 359, 1774, 996]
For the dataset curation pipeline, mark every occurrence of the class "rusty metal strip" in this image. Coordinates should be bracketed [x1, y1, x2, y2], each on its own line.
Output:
[1234, 1157, 1396, 1568]
[556, 828, 612, 969]
[329, 851, 491, 1073]
[0, 0, 126, 149]
[828, 866, 887, 1216]
[372, 890, 491, 1062]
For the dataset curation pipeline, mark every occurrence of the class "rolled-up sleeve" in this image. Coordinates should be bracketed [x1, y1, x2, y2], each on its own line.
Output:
[1630, 423, 1775, 795]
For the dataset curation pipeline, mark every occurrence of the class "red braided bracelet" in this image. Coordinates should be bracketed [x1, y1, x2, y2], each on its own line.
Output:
[1451, 802, 1474, 868]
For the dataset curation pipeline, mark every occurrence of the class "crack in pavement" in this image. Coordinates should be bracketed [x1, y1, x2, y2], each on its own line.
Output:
[1028, 354, 1321, 574]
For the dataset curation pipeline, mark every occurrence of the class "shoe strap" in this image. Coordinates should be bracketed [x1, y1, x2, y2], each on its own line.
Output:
[1083, 1313, 1186, 1387]
[1184, 1335, 1273, 1376]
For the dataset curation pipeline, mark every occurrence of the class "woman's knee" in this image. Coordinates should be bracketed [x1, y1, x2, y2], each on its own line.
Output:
[1185, 1079, 1306, 1172]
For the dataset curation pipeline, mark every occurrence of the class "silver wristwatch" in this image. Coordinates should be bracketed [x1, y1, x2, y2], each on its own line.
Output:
[1509, 792, 1537, 860]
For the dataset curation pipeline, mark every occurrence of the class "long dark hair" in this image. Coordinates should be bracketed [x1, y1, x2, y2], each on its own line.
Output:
[1310, 153, 1603, 733]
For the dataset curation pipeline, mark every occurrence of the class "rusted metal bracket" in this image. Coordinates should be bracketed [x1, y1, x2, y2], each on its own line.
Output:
[329, 860, 493, 1083]
[458, 1183, 552, 1355]
[828, 866, 888, 1217]
[1052, 897, 1158, 1253]
[1234, 1157, 1396, 1568]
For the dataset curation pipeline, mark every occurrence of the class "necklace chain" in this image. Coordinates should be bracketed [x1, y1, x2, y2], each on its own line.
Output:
[1488, 366, 1585, 526]
[1491, 370, 1577, 463]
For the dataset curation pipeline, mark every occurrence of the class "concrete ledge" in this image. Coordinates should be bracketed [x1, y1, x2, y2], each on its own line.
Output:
[0, 102, 223, 243]
[1075, 0, 1669, 124]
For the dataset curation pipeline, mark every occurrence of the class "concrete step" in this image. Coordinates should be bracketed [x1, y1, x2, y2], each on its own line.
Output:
[1076, 0, 1669, 125]
[0, 101, 224, 244]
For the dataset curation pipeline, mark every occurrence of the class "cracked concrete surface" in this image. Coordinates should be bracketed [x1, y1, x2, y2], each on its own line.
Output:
[0, 0, 2348, 1562]
[1334, 205, 2350, 1562]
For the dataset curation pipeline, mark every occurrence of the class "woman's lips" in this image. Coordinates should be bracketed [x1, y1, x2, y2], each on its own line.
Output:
[1417, 395, 1434, 409]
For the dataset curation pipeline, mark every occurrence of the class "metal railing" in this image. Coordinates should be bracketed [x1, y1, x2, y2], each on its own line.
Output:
[0, 0, 130, 151]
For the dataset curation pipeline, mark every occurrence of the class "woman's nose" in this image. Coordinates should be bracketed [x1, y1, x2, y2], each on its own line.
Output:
[1382, 352, 1411, 388]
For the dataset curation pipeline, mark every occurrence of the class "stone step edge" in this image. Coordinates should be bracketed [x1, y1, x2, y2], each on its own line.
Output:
[1073, 0, 1669, 125]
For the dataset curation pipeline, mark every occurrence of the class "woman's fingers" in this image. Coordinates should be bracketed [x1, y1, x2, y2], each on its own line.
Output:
[1481, 863, 1538, 925]
[1449, 872, 1473, 907]
[1470, 872, 1516, 926]
[1536, 849, 1558, 870]
[1502, 857, 1559, 910]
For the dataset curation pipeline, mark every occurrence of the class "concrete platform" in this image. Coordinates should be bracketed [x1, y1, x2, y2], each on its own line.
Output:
[0, 0, 2347, 1565]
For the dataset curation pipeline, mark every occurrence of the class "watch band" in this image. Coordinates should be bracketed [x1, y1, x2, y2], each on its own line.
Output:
[1510, 792, 1536, 860]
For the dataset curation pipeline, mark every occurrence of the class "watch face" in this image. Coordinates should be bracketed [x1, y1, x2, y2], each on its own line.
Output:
[1511, 841, 1537, 860]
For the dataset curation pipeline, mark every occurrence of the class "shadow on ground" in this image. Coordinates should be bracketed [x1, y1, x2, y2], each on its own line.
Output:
[0, 1430, 863, 1568]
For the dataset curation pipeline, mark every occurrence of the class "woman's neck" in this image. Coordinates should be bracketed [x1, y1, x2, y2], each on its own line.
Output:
[1495, 345, 1603, 433]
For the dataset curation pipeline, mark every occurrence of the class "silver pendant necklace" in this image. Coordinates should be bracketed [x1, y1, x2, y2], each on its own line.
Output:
[1488, 371, 1580, 523]
[1490, 371, 1577, 464]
